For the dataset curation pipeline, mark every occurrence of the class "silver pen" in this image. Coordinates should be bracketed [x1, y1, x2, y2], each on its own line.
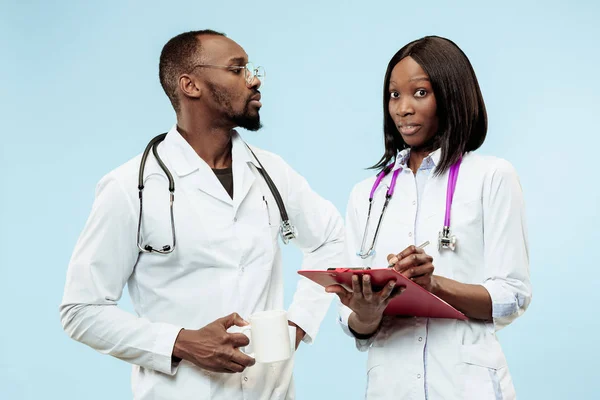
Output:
[387, 240, 430, 268]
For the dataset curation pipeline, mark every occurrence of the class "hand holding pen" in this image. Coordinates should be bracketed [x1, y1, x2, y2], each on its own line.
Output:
[387, 241, 437, 292]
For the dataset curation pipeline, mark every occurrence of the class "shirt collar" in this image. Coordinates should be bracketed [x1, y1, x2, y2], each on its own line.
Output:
[162, 125, 259, 177]
[391, 147, 442, 172]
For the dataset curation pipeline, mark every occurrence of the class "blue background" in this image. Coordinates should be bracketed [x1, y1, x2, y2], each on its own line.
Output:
[1, 0, 599, 398]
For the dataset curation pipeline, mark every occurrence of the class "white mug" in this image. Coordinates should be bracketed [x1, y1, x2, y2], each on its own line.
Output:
[240, 309, 292, 364]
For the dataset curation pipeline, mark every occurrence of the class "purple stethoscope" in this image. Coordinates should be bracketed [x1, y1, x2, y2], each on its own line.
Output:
[356, 157, 462, 259]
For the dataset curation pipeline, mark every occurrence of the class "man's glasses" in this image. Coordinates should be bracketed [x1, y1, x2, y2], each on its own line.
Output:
[191, 62, 265, 85]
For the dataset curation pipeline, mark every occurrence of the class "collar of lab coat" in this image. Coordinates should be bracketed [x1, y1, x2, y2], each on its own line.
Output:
[391, 147, 442, 172]
[160, 125, 262, 208]
[162, 125, 259, 177]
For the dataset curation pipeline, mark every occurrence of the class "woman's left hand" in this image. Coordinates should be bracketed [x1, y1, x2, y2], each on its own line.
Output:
[387, 245, 437, 292]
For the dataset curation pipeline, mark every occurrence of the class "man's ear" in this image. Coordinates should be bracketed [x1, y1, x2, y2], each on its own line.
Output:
[178, 74, 202, 100]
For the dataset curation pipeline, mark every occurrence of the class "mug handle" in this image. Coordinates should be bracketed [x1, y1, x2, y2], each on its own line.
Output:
[239, 326, 255, 358]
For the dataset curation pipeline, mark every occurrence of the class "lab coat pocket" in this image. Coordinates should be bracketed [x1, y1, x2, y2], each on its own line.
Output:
[365, 349, 390, 400]
[240, 196, 280, 271]
[260, 198, 282, 270]
[365, 364, 388, 400]
[424, 198, 483, 282]
[242, 327, 296, 400]
[459, 343, 513, 400]
[267, 326, 297, 400]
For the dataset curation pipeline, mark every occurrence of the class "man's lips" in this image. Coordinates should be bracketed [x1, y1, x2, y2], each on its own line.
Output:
[249, 93, 262, 107]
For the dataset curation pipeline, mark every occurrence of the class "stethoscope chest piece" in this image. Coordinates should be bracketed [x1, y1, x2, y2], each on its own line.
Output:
[438, 226, 457, 251]
[280, 220, 298, 244]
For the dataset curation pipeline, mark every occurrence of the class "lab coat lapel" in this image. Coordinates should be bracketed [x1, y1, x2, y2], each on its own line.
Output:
[231, 132, 259, 215]
[188, 164, 234, 206]
[161, 127, 233, 206]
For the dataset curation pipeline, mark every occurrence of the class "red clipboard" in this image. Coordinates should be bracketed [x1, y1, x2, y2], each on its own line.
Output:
[299, 268, 467, 320]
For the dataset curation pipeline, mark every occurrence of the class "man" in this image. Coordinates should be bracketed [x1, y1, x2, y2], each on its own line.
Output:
[60, 29, 344, 400]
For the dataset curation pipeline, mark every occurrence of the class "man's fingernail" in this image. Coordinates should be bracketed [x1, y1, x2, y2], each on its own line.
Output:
[389, 256, 398, 265]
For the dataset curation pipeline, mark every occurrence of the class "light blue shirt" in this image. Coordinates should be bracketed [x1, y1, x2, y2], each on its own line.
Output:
[397, 150, 437, 245]
[397, 150, 436, 399]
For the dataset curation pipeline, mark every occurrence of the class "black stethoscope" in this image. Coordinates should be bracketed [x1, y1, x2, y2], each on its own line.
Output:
[136, 133, 297, 254]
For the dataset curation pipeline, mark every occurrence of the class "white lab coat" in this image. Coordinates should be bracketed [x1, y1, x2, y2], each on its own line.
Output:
[339, 149, 531, 400]
[60, 126, 344, 400]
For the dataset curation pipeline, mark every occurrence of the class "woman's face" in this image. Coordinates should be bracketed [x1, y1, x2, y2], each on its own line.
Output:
[388, 56, 438, 149]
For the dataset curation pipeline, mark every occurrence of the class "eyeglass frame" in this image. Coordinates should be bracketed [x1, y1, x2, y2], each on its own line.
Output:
[190, 62, 265, 85]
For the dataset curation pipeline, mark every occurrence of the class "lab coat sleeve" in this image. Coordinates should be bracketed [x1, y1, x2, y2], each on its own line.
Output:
[337, 184, 376, 351]
[282, 162, 345, 344]
[59, 173, 183, 375]
[481, 160, 532, 331]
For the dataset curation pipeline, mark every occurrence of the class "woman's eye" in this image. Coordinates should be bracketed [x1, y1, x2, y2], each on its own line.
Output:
[390, 91, 400, 99]
[415, 89, 427, 97]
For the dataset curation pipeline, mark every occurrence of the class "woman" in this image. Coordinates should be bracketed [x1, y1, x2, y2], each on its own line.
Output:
[326, 36, 531, 399]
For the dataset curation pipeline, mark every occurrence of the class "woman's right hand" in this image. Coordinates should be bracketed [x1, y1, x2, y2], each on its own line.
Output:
[326, 274, 402, 331]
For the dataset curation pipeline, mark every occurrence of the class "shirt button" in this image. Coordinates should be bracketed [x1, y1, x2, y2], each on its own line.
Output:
[412, 200, 416, 205]
[244, 376, 248, 382]
[408, 232, 413, 237]
[417, 374, 421, 379]
[418, 337, 423, 342]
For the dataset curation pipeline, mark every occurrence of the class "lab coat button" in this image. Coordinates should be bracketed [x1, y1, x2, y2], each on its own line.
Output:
[418, 337, 422, 342]
[417, 374, 421, 379]
[244, 377, 248, 382]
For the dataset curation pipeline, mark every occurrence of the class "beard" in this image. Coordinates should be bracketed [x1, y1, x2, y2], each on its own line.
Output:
[231, 104, 262, 131]
[207, 82, 262, 131]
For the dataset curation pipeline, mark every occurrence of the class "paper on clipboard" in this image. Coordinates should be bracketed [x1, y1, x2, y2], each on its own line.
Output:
[298, 268, 467, 320]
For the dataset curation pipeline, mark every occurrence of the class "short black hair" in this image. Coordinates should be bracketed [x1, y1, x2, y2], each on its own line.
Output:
[373, 35, 487, 175]
[159, 29, 226, 113]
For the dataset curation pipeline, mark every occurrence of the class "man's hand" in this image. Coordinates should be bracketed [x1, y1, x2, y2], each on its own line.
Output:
[288, 321, 305, 349]
[172, 313, 256, 373]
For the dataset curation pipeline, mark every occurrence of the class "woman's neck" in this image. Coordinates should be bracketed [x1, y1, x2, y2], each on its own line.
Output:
[407, 146, 437, 174]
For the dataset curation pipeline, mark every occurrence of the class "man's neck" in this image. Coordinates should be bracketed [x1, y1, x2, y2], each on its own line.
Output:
[176, 117, 234, 170]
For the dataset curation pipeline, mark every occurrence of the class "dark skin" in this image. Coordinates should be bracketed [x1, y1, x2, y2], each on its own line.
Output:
[326, 275, 404, 336]
[173, 313, 254, 373]
[387, 245, 492, 321]
[172, 34, 305, 372]
[176, 35, 262, 169]
[327, 57, 491, 336]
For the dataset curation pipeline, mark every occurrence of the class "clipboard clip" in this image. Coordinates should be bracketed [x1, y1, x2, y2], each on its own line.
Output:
[326, 267, 372, 272]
